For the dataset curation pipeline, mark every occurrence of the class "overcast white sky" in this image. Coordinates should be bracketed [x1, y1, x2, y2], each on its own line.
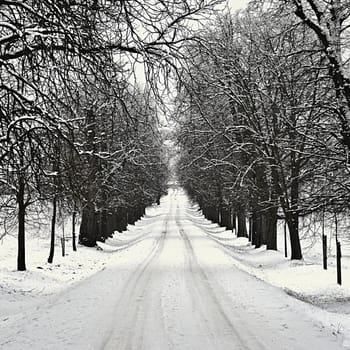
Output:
[227, 0, 250, 11]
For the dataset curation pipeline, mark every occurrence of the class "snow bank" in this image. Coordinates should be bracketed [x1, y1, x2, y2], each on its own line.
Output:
[0, 203, 162, 319]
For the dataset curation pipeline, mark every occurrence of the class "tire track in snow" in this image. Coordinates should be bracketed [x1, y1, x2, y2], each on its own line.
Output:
[101, 198, 173, 350]
[176, 207, 266, 350]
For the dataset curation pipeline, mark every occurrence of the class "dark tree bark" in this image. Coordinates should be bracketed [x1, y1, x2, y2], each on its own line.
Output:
[287, 126, 303, 259]
[288, 151, 302, 259]
[48, 195, 57, 263]
[251, 209, 262, 248]
[72, 209, 77, 251]
[237, 206, 248, 238]
[271, 148, 302, 259]
[251, 163, 272, 248]
[79, 109, 98, 246]
[220, 207, 231, 229]
[17, 174, 26, 271]
[105, 212, 113, 238]
[205, 206, 217, 222]
[127, 208, 136, 225]
[79, 204, 97, 247]
[115, 207, 128, 232]
[231, 209, 236, 232]
[99, 209, 108, 241]
[265, 206, 278, 250]
[109, 211, 118, 234]
[48, 142, 60, 263]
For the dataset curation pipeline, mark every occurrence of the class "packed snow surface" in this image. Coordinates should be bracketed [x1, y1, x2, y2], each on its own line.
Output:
[1, 187, 349, 349]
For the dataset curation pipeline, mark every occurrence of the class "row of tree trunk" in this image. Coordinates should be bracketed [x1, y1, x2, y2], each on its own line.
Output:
[79, 205, 146, 247]
[199, 203, 278, 250]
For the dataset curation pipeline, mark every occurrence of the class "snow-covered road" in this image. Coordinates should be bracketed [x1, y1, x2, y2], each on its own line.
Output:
[0, 188, 346, 349]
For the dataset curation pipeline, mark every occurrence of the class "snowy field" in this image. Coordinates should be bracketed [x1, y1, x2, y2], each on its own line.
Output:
[0, 187, 350, 349]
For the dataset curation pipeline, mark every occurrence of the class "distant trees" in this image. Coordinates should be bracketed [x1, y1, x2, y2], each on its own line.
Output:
[175, 2, 348, 259]
[75, 76, 168, 247]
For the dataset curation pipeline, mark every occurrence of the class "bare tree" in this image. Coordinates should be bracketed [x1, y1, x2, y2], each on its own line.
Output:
[175, 3, 345, 259]
[280, 0, 350, 158]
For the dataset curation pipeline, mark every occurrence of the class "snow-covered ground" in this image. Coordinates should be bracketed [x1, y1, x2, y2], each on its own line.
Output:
[0, 187, 349, 349]
[186, 206, 350, 347]
[187, 206, 350, 310]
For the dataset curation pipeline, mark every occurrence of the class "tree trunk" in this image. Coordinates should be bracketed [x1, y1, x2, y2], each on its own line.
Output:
[251, 210, 262, 248]
[115, 207, 128, 232]
[220, 207, 231, 229]
[261, 213, 268, 246]
[110, 211, 119, 233]
[266, 206, 278, 250]
[237, 206, 248, 237]
[127, 208, 135, 225]
[79, 204, 97, 247]
[48, 196, 57, 263]
[99, 209, 108, 242]
[72, 209, 77, 251]
[288, 149, 302, 260]
[17, 175, 26, 271]
[79, 109, 98, 246]
[248, 216, 252, 241]
[231, 209, 236, 233]
[287, 211, 302, 259]
[270, 121, 302, 259]
[206, 206, 217, 222]
[253, 163, 269, 248]
[202, 206, 208, 219]
[106, 212, 114, 238]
